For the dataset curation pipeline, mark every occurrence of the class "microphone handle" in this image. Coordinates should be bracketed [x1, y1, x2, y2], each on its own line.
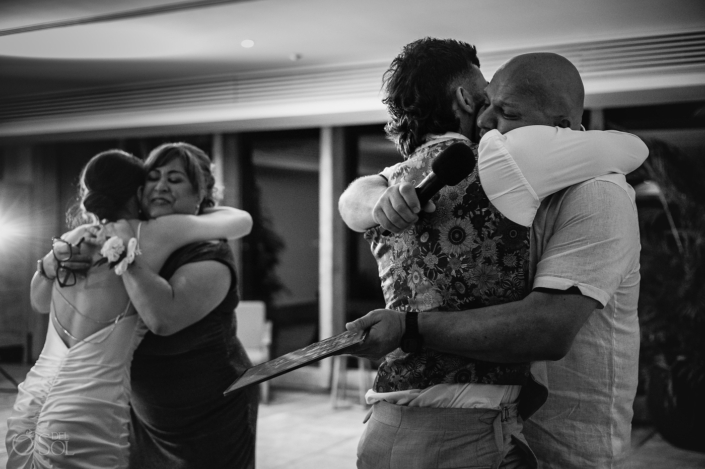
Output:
[415, 173, 444, 206]
[379, 173, 444, 236]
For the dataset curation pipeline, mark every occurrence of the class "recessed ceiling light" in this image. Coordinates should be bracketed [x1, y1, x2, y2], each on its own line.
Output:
[241, 39, 254, 48]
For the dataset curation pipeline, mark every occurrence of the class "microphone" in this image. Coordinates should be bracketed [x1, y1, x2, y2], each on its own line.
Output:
[380, 143, 475, 235]
[415, 142, 475, 206]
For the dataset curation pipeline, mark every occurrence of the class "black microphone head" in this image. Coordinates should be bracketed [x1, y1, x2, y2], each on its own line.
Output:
[431, 143, 475, 186]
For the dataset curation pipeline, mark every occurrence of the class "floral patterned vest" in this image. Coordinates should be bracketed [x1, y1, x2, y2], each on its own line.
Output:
[365, 135, 531, 392]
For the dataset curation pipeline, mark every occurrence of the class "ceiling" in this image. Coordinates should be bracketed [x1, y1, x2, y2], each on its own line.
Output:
[2, 0, 704, 96]
[0, 0, 704, 139]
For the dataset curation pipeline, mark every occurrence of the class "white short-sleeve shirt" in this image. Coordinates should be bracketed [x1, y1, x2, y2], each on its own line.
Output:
[524, 174, 641, 468]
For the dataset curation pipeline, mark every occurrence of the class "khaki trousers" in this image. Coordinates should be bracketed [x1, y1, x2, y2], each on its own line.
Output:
[357, 401, 537, 469]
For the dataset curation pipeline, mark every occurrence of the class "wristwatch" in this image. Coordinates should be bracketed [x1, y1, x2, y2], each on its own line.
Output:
[400, 312, 424, 353]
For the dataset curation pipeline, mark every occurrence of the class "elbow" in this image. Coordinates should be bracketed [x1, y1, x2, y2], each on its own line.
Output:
[541, 343, 571, 361]
[516, 317, 575, 361]
[142, 315, 176, 336]
[638, 140, 650, 164]
[520, 291, 591, 361]
[242, 213, 253, 236]
[228, 211, 253, 239]
[148, 323, 170, 336]
[237, 212, 253, 237]
[624, 134, 649, 167]
[142, 316, 163, 335]
[30, 300, 50, 314]
[147, 322, 175, 336]
[532, 335, 574, 361]
[338, 193, 352, 223]
[338, 194, 367, 233]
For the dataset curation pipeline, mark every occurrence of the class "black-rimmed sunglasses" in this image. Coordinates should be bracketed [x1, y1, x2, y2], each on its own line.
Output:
[51, 237, 84, 288]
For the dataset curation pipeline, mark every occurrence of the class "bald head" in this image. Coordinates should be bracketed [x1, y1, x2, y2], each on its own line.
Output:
[478, 53, 585, 135]
[502, 53, 584, 127]
[503, 53, 584, 124]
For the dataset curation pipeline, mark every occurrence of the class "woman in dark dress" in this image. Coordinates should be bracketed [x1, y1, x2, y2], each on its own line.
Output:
[121, 143, 258, 468]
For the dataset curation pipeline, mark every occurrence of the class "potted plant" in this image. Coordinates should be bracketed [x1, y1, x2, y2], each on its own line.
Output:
[632, 139, 705, 452]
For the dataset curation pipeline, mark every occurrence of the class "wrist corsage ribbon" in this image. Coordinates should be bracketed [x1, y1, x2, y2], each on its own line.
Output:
[96, 236, 141, 275]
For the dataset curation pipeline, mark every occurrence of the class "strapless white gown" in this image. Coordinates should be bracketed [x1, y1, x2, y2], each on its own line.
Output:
[5, 312, 147, 469]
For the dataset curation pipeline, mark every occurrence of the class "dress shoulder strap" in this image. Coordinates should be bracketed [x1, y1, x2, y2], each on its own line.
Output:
[136, 221, 143, 251]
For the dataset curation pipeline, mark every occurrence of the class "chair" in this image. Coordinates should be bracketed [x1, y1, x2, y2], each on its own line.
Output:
[331, 355, 372, 408]
[0, 365, 19, 392]
[0, 335, 24, 393]
[235, 301, 272, 403]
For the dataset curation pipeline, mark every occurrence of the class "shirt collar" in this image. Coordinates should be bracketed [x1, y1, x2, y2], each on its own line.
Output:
[417, 132, 470, 152]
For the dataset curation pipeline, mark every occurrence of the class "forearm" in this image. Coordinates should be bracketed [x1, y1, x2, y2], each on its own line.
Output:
[419, 300, 546, 362]
[338, 176, 387, 232]
[121, 257, 229, 336]
[121, 258, 179, 335]
[347, 290, 597, 362]
[200, 206, 253, 239]
[30, 261, 53, 313]
[419, 291, 596, 362]
[481, 126, 649, 203]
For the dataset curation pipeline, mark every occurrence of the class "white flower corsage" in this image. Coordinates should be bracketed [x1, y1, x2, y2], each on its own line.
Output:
[96, 236, 141, 275]
[100, 236, 124, 262]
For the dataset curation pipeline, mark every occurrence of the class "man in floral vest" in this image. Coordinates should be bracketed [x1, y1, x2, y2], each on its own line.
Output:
[340, 40, 642, 469]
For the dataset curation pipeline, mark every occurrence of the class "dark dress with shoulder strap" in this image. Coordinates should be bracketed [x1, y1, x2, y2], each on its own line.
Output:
[129, 241, 258, 469]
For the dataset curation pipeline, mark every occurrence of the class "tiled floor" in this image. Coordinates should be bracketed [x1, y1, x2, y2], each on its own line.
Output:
[1, 364, 704, 468]
[256, 391, 367, 469]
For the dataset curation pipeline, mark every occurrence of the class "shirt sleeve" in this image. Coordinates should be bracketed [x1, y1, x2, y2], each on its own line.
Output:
[379, 162, 402, 182]
[532, 176, 640, 307]
[478, 126, 648, 226]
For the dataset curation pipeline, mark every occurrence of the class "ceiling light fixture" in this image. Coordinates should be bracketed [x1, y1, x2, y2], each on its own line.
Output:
[241, 39, 254, 48]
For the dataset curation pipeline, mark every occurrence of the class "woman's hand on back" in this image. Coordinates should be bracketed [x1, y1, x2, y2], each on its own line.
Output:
[53, 224, 102, 272]
[103, 220, 136, 243]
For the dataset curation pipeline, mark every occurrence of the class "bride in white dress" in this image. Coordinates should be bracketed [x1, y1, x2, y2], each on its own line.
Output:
[5, 150, 252, 469]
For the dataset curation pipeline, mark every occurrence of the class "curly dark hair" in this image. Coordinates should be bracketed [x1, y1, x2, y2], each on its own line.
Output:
[383, 38, 481, 158]
[144, 142, 219, 214]
[69, 149, 146, 227]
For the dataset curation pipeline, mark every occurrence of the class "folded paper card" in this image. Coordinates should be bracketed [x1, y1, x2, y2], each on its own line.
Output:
[224, 329, 367, 395]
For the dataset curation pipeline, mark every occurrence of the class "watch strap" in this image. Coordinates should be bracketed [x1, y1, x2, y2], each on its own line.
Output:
[400, 311, 424, 353]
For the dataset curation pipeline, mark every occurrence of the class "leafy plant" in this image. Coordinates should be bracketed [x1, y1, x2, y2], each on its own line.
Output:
[240, 173, 287, 309]
[633, 139, 705, 393]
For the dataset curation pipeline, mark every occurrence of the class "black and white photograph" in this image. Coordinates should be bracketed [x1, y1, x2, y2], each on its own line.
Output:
[0, 1, 704, 468]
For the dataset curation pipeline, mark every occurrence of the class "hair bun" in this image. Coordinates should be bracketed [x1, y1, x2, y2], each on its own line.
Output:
[82, 191, 120, 221]
[68, 150, 146, 227]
